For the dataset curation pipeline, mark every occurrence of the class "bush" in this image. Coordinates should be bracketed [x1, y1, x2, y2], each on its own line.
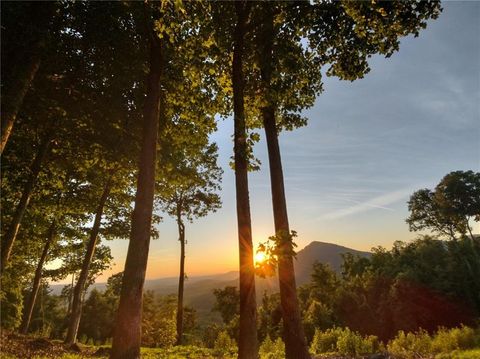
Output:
[213, 330, 237, 357]
[436, 349, 480, 359]
[259, 336, 285, 359]
[387, 329, 433, 358]
[431, 326, 478, 353]
[310, 327, 379, 356]
[202, 323, 222, 348]
[387, 326, 480, 358]
[310, 327, 341, 354]
[336, 328, 379, 356]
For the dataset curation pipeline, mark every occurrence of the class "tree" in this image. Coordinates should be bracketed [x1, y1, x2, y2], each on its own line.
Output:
[157, 133, 222, 345]
[65, 173, 114, 345]
[1, 132, 52, 273]
[257, 292, 282, 343]
[232, 2, 258, 357]
[141, 292, 177, 348]
[255, 3, 315, 356]
[212, 286, 240, 325]
[0, 1, 56, 154]
[79, 289, 114, 344]
[110, 3, 165, 357]
[247, 1, 442, 356]
[19, 222, 57, 334]
[406, 170, 480, 240]
[78, 272, 123, 344]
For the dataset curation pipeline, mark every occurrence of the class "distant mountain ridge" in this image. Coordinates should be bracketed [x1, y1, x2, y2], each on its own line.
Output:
[294, 241, 371, 285]
[50, 241, 370, 324]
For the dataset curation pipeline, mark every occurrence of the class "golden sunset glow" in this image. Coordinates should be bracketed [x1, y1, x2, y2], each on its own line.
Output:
[254, 251, 266, 264]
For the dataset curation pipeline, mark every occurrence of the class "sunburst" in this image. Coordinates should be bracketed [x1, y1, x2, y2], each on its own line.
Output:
[254, 251, 266, 264]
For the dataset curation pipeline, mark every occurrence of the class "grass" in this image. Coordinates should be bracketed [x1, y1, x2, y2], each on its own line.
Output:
[7, 346, 235, 359]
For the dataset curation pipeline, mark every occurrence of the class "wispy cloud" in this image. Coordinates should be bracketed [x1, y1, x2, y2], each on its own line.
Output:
[320, 188, 413, 220]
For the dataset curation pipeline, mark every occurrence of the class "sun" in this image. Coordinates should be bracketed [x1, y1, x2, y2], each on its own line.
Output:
[254, 251, 266, 264]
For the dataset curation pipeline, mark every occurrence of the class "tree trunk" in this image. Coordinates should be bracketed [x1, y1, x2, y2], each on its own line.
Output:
[176, 212, 186, 345]
[233, 2, 258, 358]
[110, 24, 164, 359]
[1, 135, 51, 274]
[259, 5, 310, 358]
[19, 221, 56, 334]
[68, 272, 75, 316]
[65, 175, 113, 345]
[0, 2, 55, 154]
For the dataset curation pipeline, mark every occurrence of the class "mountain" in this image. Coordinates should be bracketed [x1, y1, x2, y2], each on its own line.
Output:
[50, 241, 370, 324]
[293, 241, 371, 285]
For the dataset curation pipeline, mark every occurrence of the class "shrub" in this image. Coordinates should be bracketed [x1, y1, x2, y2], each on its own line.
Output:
[259, 336, 285, 359]
[436, 349, 480, 359]
[336, 328, 379, 356]
[387, 329, 432, 358]
[431, 326, 478, 353]
[310, 327, 379, 356]
[202, 323, 222, 348]
[310, 327, 341, 354]
[388, 326, 480, 358]
[213, 330, 237, 357]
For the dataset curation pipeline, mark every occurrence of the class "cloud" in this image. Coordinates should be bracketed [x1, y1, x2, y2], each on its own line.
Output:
[320, 188, 413, 220]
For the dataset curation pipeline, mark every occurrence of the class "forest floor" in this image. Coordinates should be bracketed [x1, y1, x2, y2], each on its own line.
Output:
[2, 331, 480, 359]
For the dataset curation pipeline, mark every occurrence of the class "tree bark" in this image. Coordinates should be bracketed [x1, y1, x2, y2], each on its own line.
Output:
[175, 211, 186, 345]
[65, 175, 113, 345]
[110, 22, 164, 359]
[0, 2, 55, 155]
[1, 135, 51, 274]
[233, 2, 258, 358]
[259, 5, 310, 358]
[19, 221, 56, 334]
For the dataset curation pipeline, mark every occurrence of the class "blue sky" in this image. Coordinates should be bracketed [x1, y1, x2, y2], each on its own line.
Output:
[99, 1, 479, 282]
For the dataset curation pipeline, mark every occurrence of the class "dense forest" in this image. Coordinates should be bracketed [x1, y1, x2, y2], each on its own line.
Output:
[1, 1, 479, 358]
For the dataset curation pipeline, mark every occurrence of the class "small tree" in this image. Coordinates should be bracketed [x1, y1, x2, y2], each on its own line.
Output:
[156, 122, 222, 345]
[212, 286, 240, 325]
[406, 170, 480, 240]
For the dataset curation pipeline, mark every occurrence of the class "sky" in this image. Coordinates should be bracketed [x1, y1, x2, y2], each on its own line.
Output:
[93, 1, 479, 283]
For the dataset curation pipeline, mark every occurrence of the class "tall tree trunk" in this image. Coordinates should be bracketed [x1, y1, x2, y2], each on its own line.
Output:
[68, 272, 75, 316]
[110, 23, 164, 359]
[0, 2, 55, 154]
[259, 5, 310, 358]
[233, 2, 258, 358]
[65, 175, 113, 345]
[1, 135, 51, 274]
[19, 221, 56, 334]
[175, 211, 186, 345]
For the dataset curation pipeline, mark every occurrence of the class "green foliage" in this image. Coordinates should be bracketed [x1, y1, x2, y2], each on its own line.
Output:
[212, 286, 239, 325]
[141, 292, 177, 348]
[387, 326, 480, 358]
[255, 230, 298, 278]
[201, 323, 222, 349]
[27, 285, 67, 338]
[310, 327, 379, 356]
[213, 330, 237, 357]
[310, 327, 340, 354]
[406, 171, 480, 239]
[336, 329, 379, 356]
[259, 336, 285, 359]
[302, 235, 480, 341]
[431, 326, 478, 353]
[257, 292, 282, 343]
[78, 289, 116, 344]
[0, 269, 24, 330]
[436, 349, 480, 359]
[387, 329, 433, 358]
[299, 262, 338, 341]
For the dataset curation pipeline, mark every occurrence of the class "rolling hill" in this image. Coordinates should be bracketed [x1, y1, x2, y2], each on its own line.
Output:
[50, 241, 370, 324]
